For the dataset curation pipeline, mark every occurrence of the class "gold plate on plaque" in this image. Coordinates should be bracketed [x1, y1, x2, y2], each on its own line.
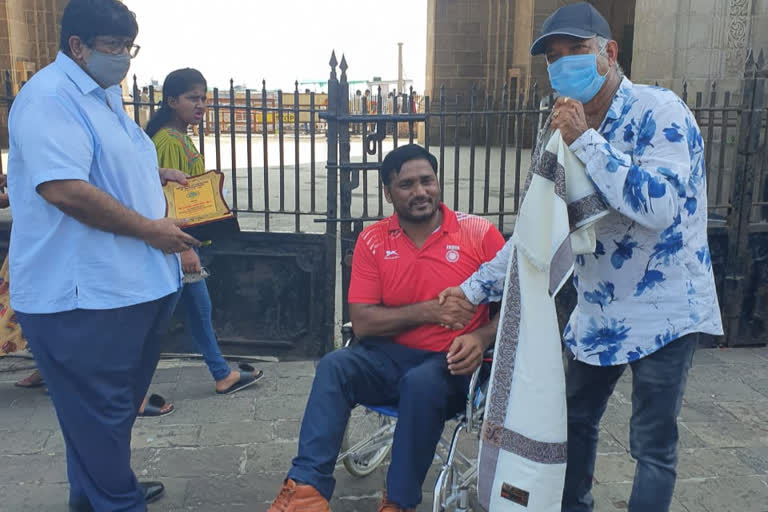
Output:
[163, 170, 239, 239]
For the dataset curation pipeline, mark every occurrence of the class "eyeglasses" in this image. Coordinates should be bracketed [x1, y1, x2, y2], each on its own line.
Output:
[87, 37, 141, 59]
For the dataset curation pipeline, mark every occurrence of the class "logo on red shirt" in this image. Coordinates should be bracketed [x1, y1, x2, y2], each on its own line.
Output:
[445, 245, 461, 263]
[384, 250, 400, 260]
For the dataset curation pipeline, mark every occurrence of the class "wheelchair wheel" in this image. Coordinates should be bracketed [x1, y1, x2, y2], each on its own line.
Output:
[341, 407, 395, 477]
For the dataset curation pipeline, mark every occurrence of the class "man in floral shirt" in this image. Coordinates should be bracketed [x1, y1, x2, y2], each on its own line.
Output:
[443, 3, 723, 511]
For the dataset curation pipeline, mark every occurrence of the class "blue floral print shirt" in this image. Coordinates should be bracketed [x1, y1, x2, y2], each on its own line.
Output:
[461, 77, 723, 366]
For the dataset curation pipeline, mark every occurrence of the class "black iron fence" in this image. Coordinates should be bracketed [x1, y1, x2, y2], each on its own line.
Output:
[721, 50, 768, 345]
[3, 64, 759, 236]
[319, 50, 768, 345]
[114, 58, 764, 239]
[0, 51, 767, 348]
[126, 77, 330, 234]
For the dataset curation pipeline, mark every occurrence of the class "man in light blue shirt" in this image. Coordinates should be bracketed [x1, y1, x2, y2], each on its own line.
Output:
[7, 1, 199, 510]
[441, 4, 723, 512]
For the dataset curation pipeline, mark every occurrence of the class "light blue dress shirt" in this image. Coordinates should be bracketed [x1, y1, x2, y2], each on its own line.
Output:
[7, 52, 181, 314]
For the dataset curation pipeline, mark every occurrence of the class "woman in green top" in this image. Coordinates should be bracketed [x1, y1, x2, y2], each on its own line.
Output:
[146, 68, 262, 395]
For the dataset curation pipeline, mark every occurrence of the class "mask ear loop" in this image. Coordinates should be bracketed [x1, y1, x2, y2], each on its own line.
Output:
[596, 45, 611, 78]
[594, 36, 615, 78]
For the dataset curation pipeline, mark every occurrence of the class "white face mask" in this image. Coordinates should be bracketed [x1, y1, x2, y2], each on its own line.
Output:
[84, 49, 131, 88]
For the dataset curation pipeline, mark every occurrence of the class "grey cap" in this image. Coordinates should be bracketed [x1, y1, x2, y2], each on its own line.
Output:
[530, 2, 612, 56]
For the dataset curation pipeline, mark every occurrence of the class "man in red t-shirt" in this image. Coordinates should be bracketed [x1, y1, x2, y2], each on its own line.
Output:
[268, 144, 505, 512]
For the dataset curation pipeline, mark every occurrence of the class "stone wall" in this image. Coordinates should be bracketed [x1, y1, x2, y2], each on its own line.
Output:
[425, 0, 768, 109]
[424, 0, 638, 143]
[627, 0, 766, 209]
[0, 0, 66, 147]
[426, 0, 511, 104]
[1, 0, 64, 87]
[631, 0, 768, 99]
[426, 0, 520, 140]
[752, 0, 768, 54]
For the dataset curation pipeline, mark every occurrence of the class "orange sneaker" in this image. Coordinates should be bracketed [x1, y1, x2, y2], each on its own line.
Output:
[267, 479, 331, 512]
[378, 491, 415, 512]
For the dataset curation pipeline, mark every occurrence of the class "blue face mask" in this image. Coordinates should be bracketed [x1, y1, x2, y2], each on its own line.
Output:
[547, 54, 607, 104]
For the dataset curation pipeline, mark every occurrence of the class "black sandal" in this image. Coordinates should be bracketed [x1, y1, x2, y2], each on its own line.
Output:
[216, 363, 264, 395]
[137, 394, 175, 417]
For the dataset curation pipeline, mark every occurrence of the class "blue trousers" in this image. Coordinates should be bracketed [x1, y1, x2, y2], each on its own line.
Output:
[288, 339, 469, 509]
[178, 279, 230, 382]
[17, 292, 179, 512]
[562, 333, 698, 512]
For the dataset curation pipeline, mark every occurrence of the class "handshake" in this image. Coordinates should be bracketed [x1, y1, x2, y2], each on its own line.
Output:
[434, 286, 474, 330]
[436, 286, 496, 376]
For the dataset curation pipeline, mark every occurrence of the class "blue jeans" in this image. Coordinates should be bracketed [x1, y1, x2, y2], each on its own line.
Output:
[562, 333, 698, 512]
[178, 278, 230, 382]
[17, 292, 179, 512]
[287, 339, 469, 509]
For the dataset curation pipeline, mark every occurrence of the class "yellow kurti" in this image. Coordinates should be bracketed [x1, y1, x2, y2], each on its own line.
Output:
[152, 127, 206, 176]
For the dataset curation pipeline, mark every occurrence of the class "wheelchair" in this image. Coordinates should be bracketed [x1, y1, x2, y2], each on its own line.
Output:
[337, 323, 492, 512]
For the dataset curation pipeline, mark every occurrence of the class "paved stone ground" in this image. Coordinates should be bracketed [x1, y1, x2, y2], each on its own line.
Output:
[1, 346, 767, 511]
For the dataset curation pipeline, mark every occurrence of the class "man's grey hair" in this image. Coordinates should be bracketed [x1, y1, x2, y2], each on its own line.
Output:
[596, 36, 609, 53]
[596, 36, 624, 76]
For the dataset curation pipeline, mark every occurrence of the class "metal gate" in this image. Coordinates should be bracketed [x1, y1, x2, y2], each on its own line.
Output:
[0, 69, 338, 360]
[126, 78, 338, 359]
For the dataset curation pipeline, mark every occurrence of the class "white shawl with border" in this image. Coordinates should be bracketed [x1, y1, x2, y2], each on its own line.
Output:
[477, 128, 609, 511]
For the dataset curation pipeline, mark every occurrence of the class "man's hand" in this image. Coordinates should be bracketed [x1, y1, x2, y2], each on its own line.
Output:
[438, 286, 468, 305]
[435, 287, 475, 330]
[0, 174, 7, 190]
[0, 193, 9, 209]
[430, 296, 476, 330]
[180, 248, 202, 274]
[144, 218, 201, 254]
[447, 331, 487, 375]
[551, 96, 589, 145]
[159, 168, 189, 186]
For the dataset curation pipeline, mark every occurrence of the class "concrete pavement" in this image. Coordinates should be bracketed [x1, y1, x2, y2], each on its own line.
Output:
[1, 345, 767, 511]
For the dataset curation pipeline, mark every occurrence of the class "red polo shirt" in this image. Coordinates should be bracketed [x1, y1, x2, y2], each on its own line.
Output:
[349, 204, 506, 352]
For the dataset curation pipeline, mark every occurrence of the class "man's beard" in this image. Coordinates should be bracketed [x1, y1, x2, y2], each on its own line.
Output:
[396, 197, 438, 223]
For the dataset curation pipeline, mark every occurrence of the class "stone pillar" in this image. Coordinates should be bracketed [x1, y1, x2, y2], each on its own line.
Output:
[425, 0, 639, 143]
[631, 0, 767, 225]
[0, 0, 66, 147]
[425, 0, 492, 104]
[425, 0, 518, 142]
[631, 0, 765, 98]
[509, 0, 534, 99]
[752, 0, 768, 52]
